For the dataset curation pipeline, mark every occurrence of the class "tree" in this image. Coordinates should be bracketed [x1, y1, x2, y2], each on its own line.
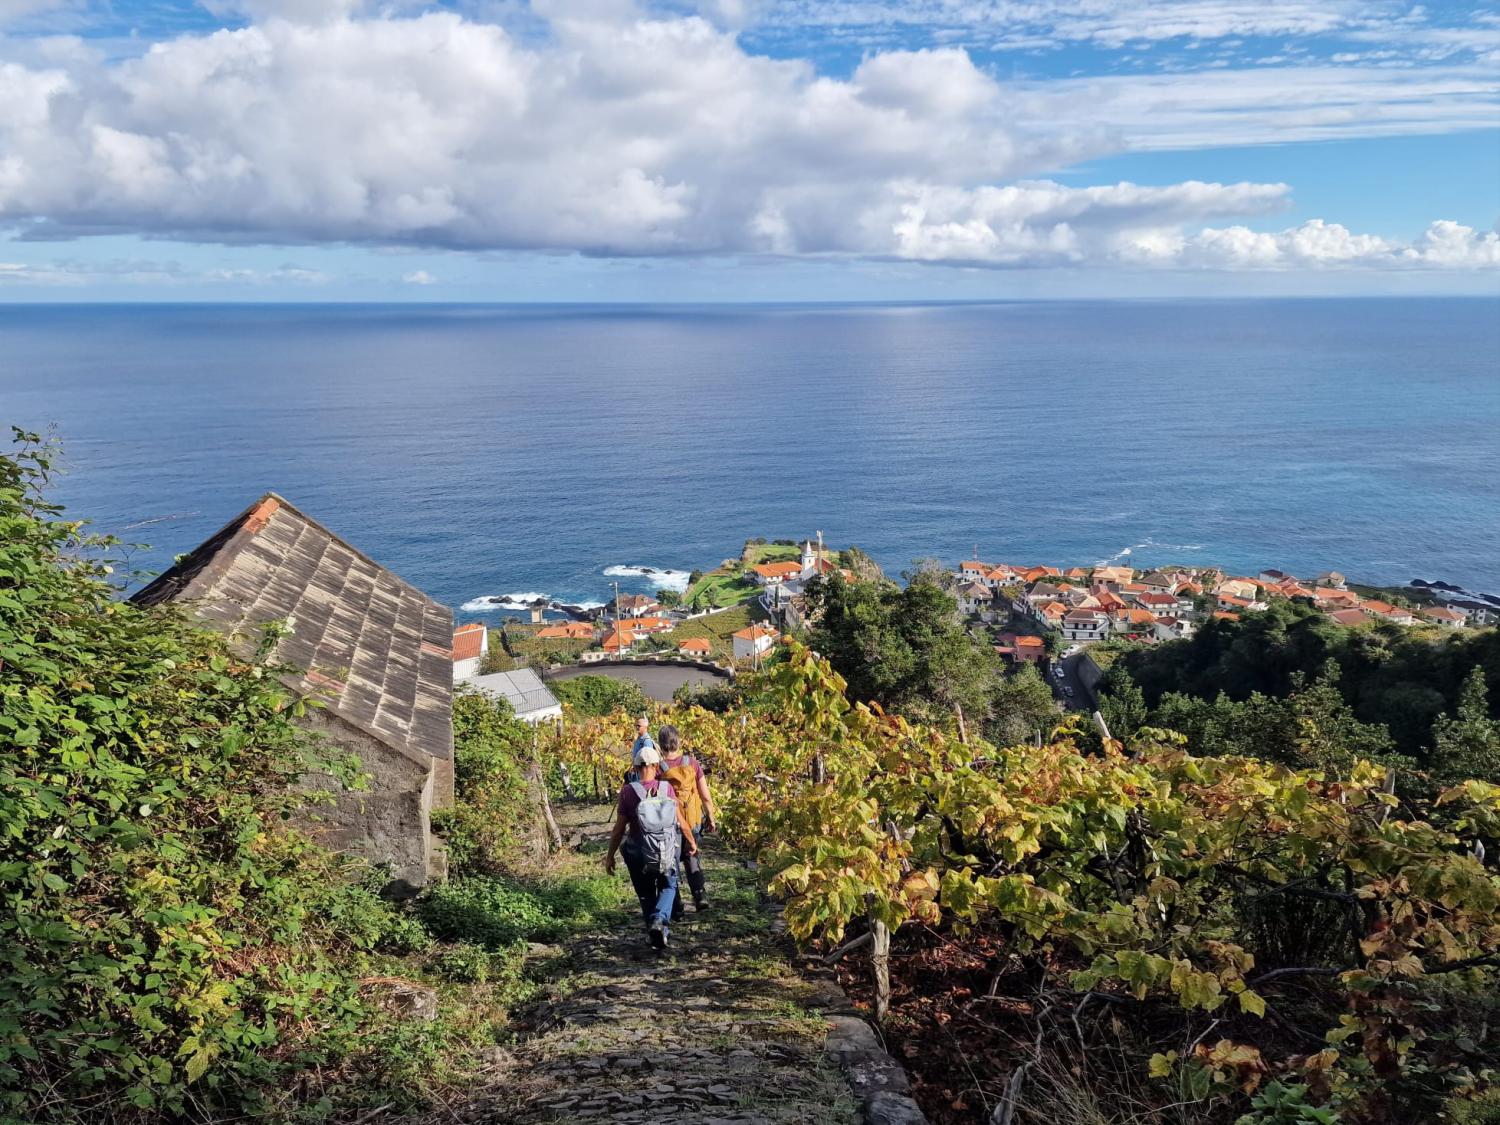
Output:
[656, 588, 682, 608]
[1099, 666, 1149, 740]
[805, 572, 999, 724]
[987, 664, 1059, 746]
[1430, 666, 1500, 787]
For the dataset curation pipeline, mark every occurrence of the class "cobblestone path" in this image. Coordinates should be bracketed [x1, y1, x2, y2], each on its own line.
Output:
[495, 801, 860, 1125]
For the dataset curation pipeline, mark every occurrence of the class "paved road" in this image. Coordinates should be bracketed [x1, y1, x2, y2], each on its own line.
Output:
[547, 662, 732, 702]
[1049, 651, 1096, 713]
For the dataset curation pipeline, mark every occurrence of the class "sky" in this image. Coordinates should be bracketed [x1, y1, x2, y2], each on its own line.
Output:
[0, 0, 1496, 300]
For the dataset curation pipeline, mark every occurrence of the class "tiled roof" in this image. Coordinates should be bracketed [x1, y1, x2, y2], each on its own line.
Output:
[132, 493, 452, 767]
[537, 621, 594, 640]
[1421, 606, 1466, 622]
[752, 561, 803, 580]
[1326, 608, 1370, 627]
[733, 624, 778, 641]
[678, 637, 712, 652]
[452, 623, 487, 662]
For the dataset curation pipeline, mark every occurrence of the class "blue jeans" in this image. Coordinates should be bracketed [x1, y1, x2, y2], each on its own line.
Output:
[622, 846, 678, 933]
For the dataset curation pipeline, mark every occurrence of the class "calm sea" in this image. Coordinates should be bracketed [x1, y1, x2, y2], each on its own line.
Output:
[2, 300, 1497, 614]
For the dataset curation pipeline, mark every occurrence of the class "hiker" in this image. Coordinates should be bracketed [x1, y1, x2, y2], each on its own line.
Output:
[622, 731, 653, 786]
[604, 745, 699, 950]
[631, 715, 652, 754]
[657, 724, 716, 915]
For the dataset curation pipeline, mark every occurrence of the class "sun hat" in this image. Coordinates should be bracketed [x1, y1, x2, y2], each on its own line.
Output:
[633, 745, 662, 767]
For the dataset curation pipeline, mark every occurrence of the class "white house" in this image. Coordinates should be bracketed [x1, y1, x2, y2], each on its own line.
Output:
[955, 581, 992, 617]
[1153, 617, 1196, 642]
[452, 623, 488, 682]
[1061, 608, 1109, 642]
[1419, 606, 1467, 629]
[616, 592, 661, 618]
[732, 624, 778, 662]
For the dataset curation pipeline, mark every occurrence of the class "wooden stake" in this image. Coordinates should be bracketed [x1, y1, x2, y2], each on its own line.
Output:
[954, 703, 969, 745]
[870, 916, 891, 1021]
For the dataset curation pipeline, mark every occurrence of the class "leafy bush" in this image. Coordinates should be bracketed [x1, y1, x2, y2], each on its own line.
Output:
[417, 873, 622, 948]
[0, 432, 412, 1118]
[428, 943, 496, 984]
[552, 674, 650, 718]
[432, 690, 536, 875]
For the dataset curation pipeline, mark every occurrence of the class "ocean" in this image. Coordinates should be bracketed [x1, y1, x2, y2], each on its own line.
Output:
[2, 299, 1497, 616]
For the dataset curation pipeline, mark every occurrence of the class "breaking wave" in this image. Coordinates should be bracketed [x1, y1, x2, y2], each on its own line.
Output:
[461, 592, 551, 612]
[603, 565, 692, 592]
[1095, 539, 1206, 567]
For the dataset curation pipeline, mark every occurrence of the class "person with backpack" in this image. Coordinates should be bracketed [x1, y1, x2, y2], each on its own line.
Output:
[656, 724, 716, 915]
[604, 745, 699, 949]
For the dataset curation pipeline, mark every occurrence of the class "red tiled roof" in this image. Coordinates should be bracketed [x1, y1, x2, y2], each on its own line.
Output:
[678, 637, 712, 652]
[733, 624, 778, 641]
[452, 624, 486, 662]
[752, 561, 803, 580]
[537, 622, 594, 640]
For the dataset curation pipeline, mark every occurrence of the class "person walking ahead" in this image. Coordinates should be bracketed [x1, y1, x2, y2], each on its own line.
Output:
[657, 724, 716, 914]
[605, 746, 699, 950]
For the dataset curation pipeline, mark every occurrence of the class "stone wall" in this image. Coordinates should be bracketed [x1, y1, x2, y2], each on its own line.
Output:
[295, 709, 446, 895]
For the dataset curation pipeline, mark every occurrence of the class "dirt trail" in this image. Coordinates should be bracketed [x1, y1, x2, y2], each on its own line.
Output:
[496, 801, 862, 1125]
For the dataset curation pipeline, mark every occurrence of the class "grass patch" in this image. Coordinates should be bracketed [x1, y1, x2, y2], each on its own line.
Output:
[664, 603, 768, 660]
[418, 873, 629, 949]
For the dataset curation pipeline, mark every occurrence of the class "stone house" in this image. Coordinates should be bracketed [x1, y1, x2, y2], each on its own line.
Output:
[132, 493, 453, 893]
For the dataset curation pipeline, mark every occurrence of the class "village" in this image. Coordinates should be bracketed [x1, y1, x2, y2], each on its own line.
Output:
[445, 531, 1497, 724]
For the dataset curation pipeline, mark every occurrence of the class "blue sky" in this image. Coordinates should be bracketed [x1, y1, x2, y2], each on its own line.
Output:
[0, 0, 1496, 300]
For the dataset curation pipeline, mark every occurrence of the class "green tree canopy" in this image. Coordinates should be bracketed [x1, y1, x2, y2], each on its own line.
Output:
[805, 572, 998, 724]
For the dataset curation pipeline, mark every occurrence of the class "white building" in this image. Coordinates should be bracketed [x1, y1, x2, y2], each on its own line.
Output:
[1061, 608, 1109, 642]
[955, 581, 993, 617]
[732, 624, 778, 662]
[452, 623, 488, 682]
[464, 667, 563, 724]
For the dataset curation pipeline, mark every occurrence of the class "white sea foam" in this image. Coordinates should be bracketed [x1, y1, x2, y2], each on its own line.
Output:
[1095, 539, 1206, 567]
[603, 565, 691, 592]
[460, 592, 551, 612]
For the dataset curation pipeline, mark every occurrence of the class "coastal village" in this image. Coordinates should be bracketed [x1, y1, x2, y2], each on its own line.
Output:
[448, 530, 1496, 724]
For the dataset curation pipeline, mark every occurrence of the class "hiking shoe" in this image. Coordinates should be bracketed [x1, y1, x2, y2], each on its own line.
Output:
[694, 898, 711, 913]
[649, 922, 667, 950]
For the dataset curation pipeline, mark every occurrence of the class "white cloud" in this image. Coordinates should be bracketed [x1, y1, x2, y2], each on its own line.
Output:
[0, 6, 1491, 274]
[1173, 219, 1500, 270]
[402, 268, 437, 284]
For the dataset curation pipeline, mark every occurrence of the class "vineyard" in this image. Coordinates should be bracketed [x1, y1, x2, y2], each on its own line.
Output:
[543, 641, 1500, 1125]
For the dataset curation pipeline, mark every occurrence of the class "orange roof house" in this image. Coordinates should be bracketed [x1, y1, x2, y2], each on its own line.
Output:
[453, 622, 487, 662]
[1212, 611, 1241, 622]
[1325, 608, 1370, 627]
[536, 621, 594, 641]
[751, 560, 803, 584]
[677, 637, 712, 655]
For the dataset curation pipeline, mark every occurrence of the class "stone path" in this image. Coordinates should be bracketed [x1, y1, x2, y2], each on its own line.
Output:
[492, 802, 862, 1125]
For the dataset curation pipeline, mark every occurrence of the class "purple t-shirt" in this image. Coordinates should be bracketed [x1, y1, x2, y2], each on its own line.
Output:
[617, 778, 676, 839]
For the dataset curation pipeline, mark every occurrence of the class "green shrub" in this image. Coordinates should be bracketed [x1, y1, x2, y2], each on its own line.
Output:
[552, 675, 649, 718]
[434, 691, 535, 876]
[428, 943, 495, 984]
[417, 874, 622, 948]
[0, 432, 402, 1118]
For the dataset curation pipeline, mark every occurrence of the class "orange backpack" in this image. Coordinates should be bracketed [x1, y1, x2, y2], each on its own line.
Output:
[661, 755, 704, 827]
